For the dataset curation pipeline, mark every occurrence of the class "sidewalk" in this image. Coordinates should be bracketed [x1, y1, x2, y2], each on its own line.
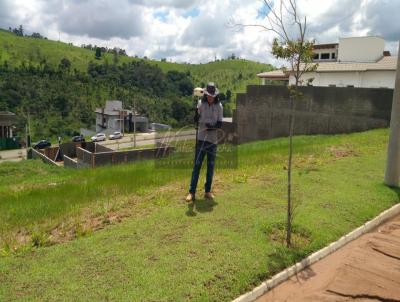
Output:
[256, 215, 400, 302]
[0, 148, 26, 163]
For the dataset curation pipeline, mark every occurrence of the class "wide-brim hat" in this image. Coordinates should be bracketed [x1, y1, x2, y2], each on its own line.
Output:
[204, 82, 219, 97]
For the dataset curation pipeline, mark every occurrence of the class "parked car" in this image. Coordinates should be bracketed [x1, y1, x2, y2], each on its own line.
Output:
[33, 140, 51, 150]
[109, 131, 123, 140]
[91, 133, 106, 142]
[72, 135, 85, 142]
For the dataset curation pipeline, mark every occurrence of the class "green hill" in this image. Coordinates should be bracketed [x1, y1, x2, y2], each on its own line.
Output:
[0, 28, 272, 95]
[0, 28, 273, 140]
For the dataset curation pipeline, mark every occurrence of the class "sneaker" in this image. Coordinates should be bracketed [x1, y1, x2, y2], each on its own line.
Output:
[204, 192, 215, 199]
[185, 193, 195, 202]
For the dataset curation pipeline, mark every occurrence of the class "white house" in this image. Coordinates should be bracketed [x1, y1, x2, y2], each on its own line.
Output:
[95, 100, 148, 134]
[257, 36, 397, 89]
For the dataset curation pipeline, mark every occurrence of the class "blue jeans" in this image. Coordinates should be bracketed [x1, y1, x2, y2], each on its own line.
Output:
[189, 140, 217, 195]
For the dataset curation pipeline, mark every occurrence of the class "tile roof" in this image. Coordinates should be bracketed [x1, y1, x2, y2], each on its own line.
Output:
[257, 69, 289, 79]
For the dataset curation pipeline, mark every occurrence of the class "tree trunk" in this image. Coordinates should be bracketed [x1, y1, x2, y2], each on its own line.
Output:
[287, 95, 295, 247]
[385, 42, 400, 187]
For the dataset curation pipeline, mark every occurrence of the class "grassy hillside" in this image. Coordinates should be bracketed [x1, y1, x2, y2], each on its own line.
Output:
[0, 29, 272, 95]
[0, 129, 398, 301]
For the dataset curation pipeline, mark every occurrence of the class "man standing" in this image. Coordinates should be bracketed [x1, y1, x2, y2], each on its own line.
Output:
[186, 82, 223, 202]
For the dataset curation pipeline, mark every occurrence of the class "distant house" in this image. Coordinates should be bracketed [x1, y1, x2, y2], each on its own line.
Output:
[0, 111, 20, 150]
[95, 100, 149, 134]
[257, 69, 289, 86]
[257, 36, 397, 89]
[0, 111, 16, 139]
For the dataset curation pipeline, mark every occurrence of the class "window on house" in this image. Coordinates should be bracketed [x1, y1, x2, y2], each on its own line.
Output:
[329, 84, 336, 87]
[313, 53, 319, 60]
[347, 85, 355, 88]
[331, 53, 336, 59]
[321, 53, 330, 59]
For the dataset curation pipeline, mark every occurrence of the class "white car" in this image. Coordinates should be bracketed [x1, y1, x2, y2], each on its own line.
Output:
[109, 131, 123, 140]
[91, 133, 106, 142]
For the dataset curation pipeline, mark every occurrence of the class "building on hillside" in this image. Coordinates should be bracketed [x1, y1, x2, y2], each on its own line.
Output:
[0, 111, 20, 150]
[0, 111, 16, 138]
[257, 36, 397, 89]
[95, 100, 149, 134]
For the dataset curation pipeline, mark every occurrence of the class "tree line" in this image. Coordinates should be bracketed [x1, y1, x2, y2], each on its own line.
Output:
[0, 58, 196, 140]
[8, 25, 47, 40]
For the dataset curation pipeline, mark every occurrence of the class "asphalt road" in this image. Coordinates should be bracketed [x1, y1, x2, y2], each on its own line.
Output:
[98, 129, 196, 150]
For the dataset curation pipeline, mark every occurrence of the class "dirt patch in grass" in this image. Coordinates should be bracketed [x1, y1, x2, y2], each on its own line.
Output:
[327, 144, 360, 159]
[264, 222, 312, 249]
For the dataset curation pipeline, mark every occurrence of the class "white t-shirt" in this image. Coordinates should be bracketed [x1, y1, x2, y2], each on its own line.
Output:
[197, 99, 223, 144]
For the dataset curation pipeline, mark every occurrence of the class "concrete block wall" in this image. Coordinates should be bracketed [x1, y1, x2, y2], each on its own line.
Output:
[76, 147, 94, 167]
[234, 85, 393, 144]
[95, 144, 113, 153]
[63, 155, 78, 168]
[74, 146, 175, 168]
[32, 149, 58, 166]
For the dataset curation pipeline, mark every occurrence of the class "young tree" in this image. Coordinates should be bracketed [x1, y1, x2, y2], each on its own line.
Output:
[31, 32, 45, 39]
[12, 25, 24, 36]
[58, 58, 71, 72]
[95, 47, 102, 60]
[226, 89, 232, 102]
[113, 51, 119, 65]
[238, 0, 317, 247]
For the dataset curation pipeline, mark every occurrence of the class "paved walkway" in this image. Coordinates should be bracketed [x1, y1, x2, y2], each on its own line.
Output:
[256, 215, 400, 302]
[0, 148, 26, 163]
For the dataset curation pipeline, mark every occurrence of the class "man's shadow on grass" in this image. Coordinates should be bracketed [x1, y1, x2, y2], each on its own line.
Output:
[186, 198, 218, 217]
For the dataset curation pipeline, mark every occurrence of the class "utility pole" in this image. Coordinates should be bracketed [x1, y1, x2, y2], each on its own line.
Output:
[122, 110, 125, 135]
[25, 124, 28, 149]
[119, 109, 122, 133]
[133, 99, 137, 148]
[25, 110, 31, 158]
[27, 110, 31, 147]
[385, 41, 400, 187]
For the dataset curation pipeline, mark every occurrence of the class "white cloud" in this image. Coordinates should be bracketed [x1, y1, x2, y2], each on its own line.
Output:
[1, 0, 399, 64]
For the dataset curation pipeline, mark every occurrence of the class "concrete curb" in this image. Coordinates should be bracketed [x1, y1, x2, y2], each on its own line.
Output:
[232, 202, 400, 302]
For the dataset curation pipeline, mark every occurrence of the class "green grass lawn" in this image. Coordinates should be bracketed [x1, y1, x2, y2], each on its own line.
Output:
[0, 129, 398, 301]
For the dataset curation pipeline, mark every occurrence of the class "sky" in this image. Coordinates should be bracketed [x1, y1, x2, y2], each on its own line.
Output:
[0, 0, 399, 64]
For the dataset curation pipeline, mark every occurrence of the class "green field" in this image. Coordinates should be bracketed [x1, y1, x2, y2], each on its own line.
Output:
[0, 129, 398, 301]
[0, 29, 272, 94]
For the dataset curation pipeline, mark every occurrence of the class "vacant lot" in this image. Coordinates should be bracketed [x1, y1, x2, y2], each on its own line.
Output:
[0, 129, 398, 301]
